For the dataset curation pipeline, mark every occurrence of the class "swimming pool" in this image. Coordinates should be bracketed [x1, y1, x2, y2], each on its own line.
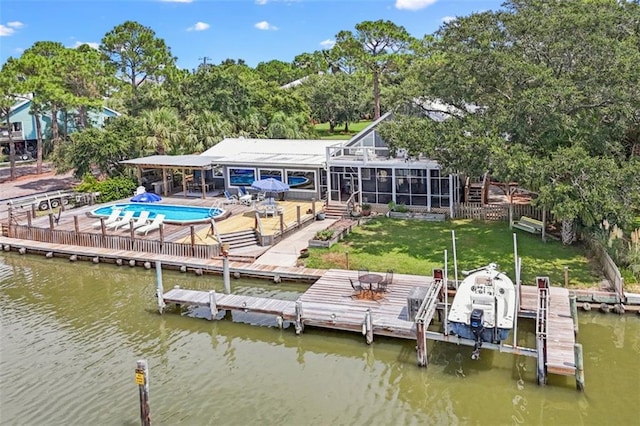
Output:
[91, 203, 226, 225]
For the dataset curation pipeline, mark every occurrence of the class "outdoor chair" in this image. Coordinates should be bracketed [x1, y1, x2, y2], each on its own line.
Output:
[135, 214, 165, 236]
[131, 211, 151, 230]
[349, 278, 363, 294]
[376, 270, 393, 293]
[223, 190, 238, 204]
[106, 210, 135, 230]
[238, 186, 248, 197]
[92, 208, 122, 229]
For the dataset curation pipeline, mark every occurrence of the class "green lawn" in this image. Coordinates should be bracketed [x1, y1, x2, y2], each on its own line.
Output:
[314, 120, 373, 140]
[303, 218, 601, 288]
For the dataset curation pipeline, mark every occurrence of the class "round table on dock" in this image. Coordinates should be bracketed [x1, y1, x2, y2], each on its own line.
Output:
[359, 274, 383, 293]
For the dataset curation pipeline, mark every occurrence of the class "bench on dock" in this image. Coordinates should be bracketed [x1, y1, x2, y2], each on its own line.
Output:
[512, 216, 543, 234]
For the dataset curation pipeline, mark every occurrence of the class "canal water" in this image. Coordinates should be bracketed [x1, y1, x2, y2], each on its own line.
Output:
[1, 252, 638, 425]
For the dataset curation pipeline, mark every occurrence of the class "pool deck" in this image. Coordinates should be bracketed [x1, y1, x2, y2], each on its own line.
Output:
[12, 194, 323, 245]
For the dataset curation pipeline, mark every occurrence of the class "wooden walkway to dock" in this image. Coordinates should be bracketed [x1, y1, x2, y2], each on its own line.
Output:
[520, 285, 577, 376]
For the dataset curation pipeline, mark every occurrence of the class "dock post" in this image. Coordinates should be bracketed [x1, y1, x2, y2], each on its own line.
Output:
[73, 215, 79, 234]
[135, 359, 151, 426]
[222, 255, 231, 294]
[208, 290, 217, 319]
[48, 213, 54, 230]
[294, 301, 304, 334]
[27, 211, 32, 227]
[364, 309, 373, 344]
[574, 343, 585, 391]
[569, 294, 579, 335]
[296, 205, 301, 228]
[311, 198, 316, 218]
[155, 261, 165, 314]
[536, 337, 547, 385]
[416, 320, 427, 367]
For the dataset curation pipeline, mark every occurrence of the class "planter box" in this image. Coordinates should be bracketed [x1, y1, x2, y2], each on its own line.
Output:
[388, 211, 446, 221]
[308, 220, 355, 248]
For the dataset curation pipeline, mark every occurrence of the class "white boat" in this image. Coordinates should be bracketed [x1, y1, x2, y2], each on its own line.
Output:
[447, 263, 516, 357]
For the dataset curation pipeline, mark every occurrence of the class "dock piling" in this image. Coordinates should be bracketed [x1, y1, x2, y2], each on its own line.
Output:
[364, 309, 373, 344]
[222, 256, 231, 294]
[294, 301, 303, 334]
[209, 290, 217, 319]
[155, 261, 165, 314]
[574, 343, 585, 391]
[416, 320, 427, 366]
[135, 359, 151, 426]
[569, 294, 579, 334]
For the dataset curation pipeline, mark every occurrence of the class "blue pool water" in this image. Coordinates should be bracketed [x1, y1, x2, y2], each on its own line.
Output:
[231, 175, 310, 187]
[91, 203, 225, 224]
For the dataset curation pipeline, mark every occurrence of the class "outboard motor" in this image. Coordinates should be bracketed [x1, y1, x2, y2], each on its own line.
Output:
[470, 309, 484, 360]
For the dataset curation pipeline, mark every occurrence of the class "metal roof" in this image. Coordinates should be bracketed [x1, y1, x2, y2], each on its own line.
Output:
[120, 155, 216, 168]
[200, 138, 341, 167]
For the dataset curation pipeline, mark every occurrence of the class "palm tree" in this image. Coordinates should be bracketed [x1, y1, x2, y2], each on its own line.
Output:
[139, 107, 182, 155]
[184, 111, 234, 153]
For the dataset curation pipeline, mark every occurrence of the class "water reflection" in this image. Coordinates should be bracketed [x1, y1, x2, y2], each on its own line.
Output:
[1, 252, 639, 425]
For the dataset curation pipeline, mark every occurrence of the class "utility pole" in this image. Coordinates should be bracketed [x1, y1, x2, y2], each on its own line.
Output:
[199, 56, 212, 67]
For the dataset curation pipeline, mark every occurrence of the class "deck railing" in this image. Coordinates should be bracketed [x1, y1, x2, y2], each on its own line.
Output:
[452, 203, 549, 222]
[7, 224, 220, 259]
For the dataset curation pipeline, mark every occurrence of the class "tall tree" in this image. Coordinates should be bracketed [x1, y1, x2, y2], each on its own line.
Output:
[384, 0, 640, 240]
[0, 59, 22, 180]
[139, 107, 182, 155]
[333, 20, 414, 119]
[100, 21, 176, 111]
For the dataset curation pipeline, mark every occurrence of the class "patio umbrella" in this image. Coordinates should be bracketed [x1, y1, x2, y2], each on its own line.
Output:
[130, 192, 162, 203]
[250, 177, 290, 193]
[250, 177, 290, 203]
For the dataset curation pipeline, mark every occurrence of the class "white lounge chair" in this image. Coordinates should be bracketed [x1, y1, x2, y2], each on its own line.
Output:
[106, 210, 135, 230]
[130, 211, 151, 230]
[92, 208, 122, 229]
[135, 214, 165, 236]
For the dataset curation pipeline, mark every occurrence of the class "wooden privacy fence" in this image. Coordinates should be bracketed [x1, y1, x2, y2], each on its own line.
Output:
[582, 236, 625, 299]
[8, 225, 220, 259]
[452, 203, 551, 222]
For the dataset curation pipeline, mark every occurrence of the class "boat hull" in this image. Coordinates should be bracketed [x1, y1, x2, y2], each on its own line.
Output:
[448, 321, 511, 343]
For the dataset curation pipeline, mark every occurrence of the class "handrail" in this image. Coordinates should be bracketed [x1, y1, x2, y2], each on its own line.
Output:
[254, 211, 264, 235]
[345, 190, 360, 215]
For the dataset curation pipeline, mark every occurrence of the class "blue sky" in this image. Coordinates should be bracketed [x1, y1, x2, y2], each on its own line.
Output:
[0, 0, 504, 70]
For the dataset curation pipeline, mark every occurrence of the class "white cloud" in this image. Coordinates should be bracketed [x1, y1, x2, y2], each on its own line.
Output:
[395, 0, 437, 11]
[0, 25, 15, 36]
[15, 47, 24, 53]
[187, 21, 210, 31]
[441, 16, 456, 23]
[255, 0, 268, 4]
[7, 21, 24, 29]
[319, 39, 335, 49]
[73, 41, 100, 50]
[255, 21, 277, 31]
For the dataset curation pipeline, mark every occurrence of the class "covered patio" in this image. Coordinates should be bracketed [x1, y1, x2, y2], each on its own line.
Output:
[120, 155, 220, 199]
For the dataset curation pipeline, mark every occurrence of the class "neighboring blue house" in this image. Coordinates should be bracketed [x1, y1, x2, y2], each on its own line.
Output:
[0, 98, 120, 159]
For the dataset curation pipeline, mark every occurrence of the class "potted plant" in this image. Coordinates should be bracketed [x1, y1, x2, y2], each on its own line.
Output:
[361, 203, 372, 216]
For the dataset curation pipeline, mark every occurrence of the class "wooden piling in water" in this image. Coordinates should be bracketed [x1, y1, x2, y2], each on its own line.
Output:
[222, 256, 231, 294]
[574, 343, 585, 391]
[155, 261, 165, 314]
[295, 301, 303, 334]
[135, 359, 151, 426]
[209, 290, 217, 319]
[536, 337, 547, 385]
[569, 294, 579, 335]
[364, 309, 373, 344]
[416, 320, 427, 366]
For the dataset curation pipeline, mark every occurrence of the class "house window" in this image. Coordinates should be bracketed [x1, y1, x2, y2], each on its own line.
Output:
[259, 169, 282, 181]
[285, 170, 316, 191]
[430, 169, 450, 207]
[229, 168, 256, 186]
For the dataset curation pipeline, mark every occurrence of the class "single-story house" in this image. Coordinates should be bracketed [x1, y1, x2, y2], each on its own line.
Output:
[121, 111, 461, 215]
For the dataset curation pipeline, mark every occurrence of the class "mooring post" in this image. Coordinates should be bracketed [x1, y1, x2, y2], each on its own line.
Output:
[190, 225, 196, 256]
[569, 294, 579, 335]
[294, 301, 304, 334]
[311, 198, 316, 218]
[296, 205, 301, 227]
[364, 309, 373, 344]
[135, 359, 151, 426]
[26, 211, 32, 227]
[208, 290, 217, 319]
[73, 215, 79, 233]
[155, 261, 165, 314]
[536, 336, 547, 385]
[48, 213, 54, 230]
[222, 255, 231, 294]
[564, 266, 569, 287]
[416, 320, 427, 367]
[574, 343, 585, 391]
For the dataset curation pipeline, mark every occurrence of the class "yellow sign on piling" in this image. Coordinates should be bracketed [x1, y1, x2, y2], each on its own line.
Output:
[135, 372, 145, 385]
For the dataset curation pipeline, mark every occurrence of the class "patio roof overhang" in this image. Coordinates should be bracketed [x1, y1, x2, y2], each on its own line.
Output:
[120, 155, 218, 170]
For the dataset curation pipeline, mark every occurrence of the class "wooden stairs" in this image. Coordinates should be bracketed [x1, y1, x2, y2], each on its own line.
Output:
[324, 203, 349, 219]
[218, 229, 259, 250]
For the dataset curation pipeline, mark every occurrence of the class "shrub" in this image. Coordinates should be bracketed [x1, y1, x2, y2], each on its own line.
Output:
[75, 173, 137, 203]
[314, 229, 335, 241]
[361, 203, 371, 211]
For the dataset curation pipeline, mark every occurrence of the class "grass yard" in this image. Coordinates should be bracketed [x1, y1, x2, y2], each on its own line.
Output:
[314, 120, 373, 140]
[303, 218, 602, 288]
